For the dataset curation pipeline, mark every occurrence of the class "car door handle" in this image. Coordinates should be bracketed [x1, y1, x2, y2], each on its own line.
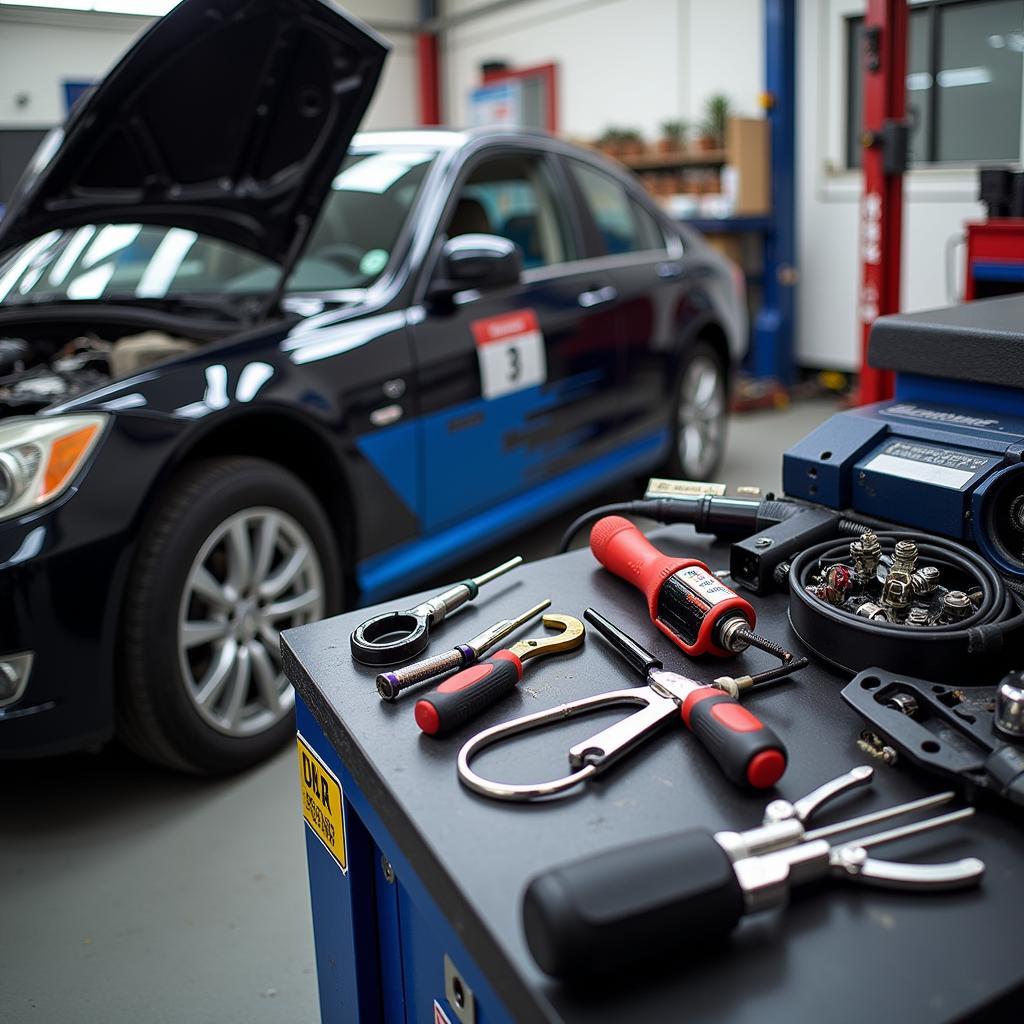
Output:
[657, 262, 683, 279]
[577, 285, 618, 308]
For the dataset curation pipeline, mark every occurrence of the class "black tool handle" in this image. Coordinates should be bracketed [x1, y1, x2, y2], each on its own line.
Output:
[682, 688, 787, 788]
[414, 651, 523, 737]
[522, 829, 744, 979]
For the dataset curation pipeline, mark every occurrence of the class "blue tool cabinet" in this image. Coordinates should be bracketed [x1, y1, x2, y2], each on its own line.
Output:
[283, 536, 1024, 1024]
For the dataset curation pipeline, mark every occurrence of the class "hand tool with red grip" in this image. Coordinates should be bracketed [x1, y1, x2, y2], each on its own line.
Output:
[415, 613, 585, 737]
[583, 607, 787, 788]
[522, 766, 983, 979]
[590, 514, 756, 657]
[376, 599, 551, 701]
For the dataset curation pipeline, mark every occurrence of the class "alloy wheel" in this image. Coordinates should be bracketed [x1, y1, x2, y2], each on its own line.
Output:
[177, 507, 325, 737]
[677, 353, 726, 479]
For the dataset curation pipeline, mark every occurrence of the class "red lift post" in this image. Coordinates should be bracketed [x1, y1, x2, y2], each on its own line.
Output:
[856, 0, 907, 404]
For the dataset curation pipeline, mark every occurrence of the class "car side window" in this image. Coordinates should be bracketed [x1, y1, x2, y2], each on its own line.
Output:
[447, 154, 573, 269]
[571, 160, 662, 255]
[629, 198, 669, 252]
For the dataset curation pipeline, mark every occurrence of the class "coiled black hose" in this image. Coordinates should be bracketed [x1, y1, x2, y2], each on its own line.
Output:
[789, 531, 1024, 681]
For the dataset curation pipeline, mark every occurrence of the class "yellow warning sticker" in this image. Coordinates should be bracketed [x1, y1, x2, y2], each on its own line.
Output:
[297, 734, 347, 873]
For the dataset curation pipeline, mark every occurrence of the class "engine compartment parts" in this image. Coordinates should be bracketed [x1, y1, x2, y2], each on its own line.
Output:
[456, 606, 793, 801]
[521, 765, 984, 980]
[350, 556, 524, 666]
[789, 530, 1024, 681]
[842, 667, 1024, 809]
[0, 337, 29, 375]
[0, 331, 198, 415]
[376, 599, 551, 701]
[108, 331, 197, 379]
[415, 613, 585, 737]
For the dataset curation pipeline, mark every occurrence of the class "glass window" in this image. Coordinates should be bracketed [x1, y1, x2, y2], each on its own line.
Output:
[0, 147, 436, 305]
[846, 1, 1024, 168]
[630, 198, 668, 251]
[571, 161, 645, 254]
[448, 154, 572, 269]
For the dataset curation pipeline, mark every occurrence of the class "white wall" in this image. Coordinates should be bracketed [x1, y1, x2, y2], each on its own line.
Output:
[0, 1, 420, 130]
[796, 0, 984, 370]
[442, 0, 764, 141]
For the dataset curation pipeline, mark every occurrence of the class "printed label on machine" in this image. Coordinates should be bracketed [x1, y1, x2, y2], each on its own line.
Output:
[471, 309, 546, 399]
[297, 734, 348, 873]
[863, 440, 994, 489]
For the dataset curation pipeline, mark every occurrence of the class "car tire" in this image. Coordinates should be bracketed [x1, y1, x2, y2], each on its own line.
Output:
[665, 340, 728, 482]
[117, 457, 342, 775]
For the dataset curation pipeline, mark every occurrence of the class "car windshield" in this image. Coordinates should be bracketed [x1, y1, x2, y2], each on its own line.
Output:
[0, 147, 435, 306]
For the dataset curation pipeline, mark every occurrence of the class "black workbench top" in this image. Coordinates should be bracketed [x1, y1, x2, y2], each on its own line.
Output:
[283, 529, 1024, 1023]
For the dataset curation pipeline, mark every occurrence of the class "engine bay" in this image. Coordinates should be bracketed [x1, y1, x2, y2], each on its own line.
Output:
[0, 330, 197, 415]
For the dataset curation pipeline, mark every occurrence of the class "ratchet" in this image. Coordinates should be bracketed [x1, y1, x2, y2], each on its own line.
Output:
[350, 556, 523, 666]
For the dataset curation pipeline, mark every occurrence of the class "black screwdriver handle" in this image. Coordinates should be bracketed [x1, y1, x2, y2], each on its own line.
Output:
[522, 829, 744, 979]
[681, 689, 788, 789]
[415, 651, 523, 737]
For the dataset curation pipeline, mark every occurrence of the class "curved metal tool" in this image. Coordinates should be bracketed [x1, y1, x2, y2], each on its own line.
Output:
[458, 686, 673, 800]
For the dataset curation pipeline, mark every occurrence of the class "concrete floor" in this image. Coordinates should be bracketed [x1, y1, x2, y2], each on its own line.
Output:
[0, 397, 838, 1024]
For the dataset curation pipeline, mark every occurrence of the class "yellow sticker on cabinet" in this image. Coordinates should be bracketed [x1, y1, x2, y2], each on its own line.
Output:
[297, 734, 347, 873]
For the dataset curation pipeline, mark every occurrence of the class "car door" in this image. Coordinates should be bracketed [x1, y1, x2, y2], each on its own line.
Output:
[565, 157, 688, 449]
[408, 146, 624, 532]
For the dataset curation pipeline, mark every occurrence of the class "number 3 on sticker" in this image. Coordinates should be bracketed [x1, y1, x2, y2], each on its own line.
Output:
[471, 309, 546, 399]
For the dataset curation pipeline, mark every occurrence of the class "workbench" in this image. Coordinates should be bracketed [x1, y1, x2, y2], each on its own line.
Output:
[282, 529, 1024, 1023]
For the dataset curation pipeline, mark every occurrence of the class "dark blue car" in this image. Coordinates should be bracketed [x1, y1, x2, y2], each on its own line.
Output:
[0, 0, 745, 772]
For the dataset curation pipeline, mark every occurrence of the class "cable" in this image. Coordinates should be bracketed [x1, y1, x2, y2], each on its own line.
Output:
[789, 531, 1024, 682]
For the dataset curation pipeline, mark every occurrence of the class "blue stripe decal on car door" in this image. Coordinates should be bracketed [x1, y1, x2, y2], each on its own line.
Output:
[355, 428, 667, 603]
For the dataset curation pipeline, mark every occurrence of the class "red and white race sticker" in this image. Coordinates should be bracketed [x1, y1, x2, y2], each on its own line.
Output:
[433, 1000, 453, 1024]
[471, 309, 546, 400]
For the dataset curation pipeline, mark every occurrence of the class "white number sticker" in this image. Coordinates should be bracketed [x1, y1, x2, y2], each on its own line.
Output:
[471, 309, 547, 399]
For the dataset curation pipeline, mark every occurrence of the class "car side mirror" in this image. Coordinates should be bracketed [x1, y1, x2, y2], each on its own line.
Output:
[429, 233, 522, 300]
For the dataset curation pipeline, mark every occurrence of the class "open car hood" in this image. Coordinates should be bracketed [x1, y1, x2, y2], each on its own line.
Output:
[0, 0, 388, 265]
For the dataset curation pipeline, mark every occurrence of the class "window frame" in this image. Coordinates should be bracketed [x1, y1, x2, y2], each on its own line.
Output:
[566, 157, 672, 259]
[436, 146, 579, 272]
[845, 0, 1024, 169]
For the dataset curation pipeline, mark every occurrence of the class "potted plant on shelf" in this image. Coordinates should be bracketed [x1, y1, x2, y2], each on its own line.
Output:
[657, 119, 687, 155]
[698, 94, 730, 151]
[619, 127, 645, 157]
[595, 127, 624, 157]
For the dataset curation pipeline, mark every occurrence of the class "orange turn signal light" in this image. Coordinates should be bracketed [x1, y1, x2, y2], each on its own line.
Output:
[40, 424, 100, 500]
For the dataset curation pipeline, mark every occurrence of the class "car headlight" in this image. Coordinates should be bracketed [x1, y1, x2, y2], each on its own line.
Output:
[0, 414, 107, 522]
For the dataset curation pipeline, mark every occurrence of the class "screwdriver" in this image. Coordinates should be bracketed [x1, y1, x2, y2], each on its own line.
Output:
[415, 613, 585, 737]
[590, 516, 806, 682]
[584, 608, 787, 788]
[376, 600, 551, 701]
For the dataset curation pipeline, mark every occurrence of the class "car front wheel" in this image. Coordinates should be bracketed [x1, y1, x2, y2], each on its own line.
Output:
[118, 457, 341, 774]
[666, 341, 728, 481]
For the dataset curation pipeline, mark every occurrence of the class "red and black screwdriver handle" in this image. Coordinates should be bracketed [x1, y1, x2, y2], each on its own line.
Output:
[680, 687, 787, 789]
[582, 608, 786, 789]
[415, 650, 523, 737]
[590, 515, 755, 656]
[522, 828, 744, 979]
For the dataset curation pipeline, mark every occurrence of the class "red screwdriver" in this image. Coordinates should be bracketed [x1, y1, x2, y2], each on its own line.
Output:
[415, 613, 586, 737]
[589, 516, 807, 687]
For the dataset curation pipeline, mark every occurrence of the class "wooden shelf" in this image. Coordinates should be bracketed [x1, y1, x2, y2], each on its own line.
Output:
[617, 149, 728, 171]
